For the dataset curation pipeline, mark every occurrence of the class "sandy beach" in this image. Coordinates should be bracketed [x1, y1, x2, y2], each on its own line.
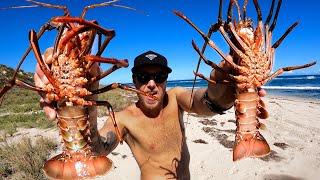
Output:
[5, 95, 320, 180]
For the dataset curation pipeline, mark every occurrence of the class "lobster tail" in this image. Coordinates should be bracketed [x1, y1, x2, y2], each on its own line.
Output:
[43, 153, 112, 179]
[233, 91, 270, 161]
[43, 106, 113, 179]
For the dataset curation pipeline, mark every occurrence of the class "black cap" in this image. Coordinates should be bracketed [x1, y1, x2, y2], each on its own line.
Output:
[131, 50, 172, 73]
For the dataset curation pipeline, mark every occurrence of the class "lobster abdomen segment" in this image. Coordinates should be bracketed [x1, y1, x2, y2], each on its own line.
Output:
[233, 91, 270, 161]
[43, 106, 113, 179]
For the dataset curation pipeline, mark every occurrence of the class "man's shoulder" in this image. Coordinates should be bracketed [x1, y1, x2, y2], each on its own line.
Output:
[167, 86, 189, 96]
[115, 104, 136, 117]
[114, 103, 138, 123]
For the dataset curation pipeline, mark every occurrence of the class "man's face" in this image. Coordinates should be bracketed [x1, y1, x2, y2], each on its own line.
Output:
[133, 66, 168, 110]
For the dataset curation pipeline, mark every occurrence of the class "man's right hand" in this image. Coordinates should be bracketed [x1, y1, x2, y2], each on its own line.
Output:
[34, 47, 56, 121]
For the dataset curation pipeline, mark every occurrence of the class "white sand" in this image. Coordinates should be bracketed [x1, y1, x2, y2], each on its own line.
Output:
[4, 95, 320, 180]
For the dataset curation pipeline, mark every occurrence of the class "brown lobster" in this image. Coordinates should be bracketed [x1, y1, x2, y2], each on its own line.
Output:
[0, 0, 155, 179]
[175, 0, 316, 161]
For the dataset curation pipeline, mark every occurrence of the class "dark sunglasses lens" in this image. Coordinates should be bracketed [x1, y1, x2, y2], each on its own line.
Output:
[136, 74, 150, 84]
[135, 73, 168, 84]
[154, 74, 168, 83]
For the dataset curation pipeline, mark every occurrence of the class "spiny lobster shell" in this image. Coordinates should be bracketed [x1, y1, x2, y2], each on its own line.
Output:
[175, 0, 316, 161]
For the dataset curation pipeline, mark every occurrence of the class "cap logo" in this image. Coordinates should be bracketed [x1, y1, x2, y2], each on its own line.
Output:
[145, 54, 157, 60]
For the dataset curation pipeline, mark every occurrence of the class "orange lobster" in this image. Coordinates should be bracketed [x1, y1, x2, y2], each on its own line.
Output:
[175, 0, 316, 161]
[0, 0, 155, 179]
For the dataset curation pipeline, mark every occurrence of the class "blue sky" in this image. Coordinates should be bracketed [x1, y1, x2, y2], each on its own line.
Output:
[0, 0, 319, 84]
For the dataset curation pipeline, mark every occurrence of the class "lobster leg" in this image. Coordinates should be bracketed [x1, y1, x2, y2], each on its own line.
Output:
[90, 83, 158, 100]
[52, 17, 115, 37]
[95, 29, 115, 57]
[88, 65, 120, 85]
[188, 0, 223, 110]
[227, 23, 250, 52]
[53, 24, 66, 55]
[263, 61, 317, 84]
[15, 79, 46, 92]
[85, 56, 128, 85]
[57, 26, 92, 52]
[269, 0, 282, 32]
[29, 30, 60, 91]
[93, 100, 123, 144]
[0, 79, 46, 104]
[0, 23, 55, 103]
[218, 26, 246, 61]
[265, 0, 276, 26]
[226, 0, 234, 24]
[174, 11, 243, 72]
[193, 71, 232, 86]
[85, 29, 116, 71]
[272, 22, 298, 49]
[85, 55, 128, 67]
[192, 40, 235, 82]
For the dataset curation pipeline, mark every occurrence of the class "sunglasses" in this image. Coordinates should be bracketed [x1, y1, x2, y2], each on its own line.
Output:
[134, 72, 168, 84]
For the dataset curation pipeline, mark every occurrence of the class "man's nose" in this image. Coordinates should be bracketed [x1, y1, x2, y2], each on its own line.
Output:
[146, 79, 156, 90]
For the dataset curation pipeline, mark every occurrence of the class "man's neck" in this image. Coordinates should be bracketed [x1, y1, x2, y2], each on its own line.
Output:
[136, 101, 163, 118]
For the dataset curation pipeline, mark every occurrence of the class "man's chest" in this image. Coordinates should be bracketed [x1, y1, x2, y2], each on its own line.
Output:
[126, 113, 184, 154]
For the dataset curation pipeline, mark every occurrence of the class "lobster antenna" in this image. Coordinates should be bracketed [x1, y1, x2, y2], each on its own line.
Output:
[185, 0, 223, 128]
[81, 0, 147, 18]
[26, 0, 69, 15]
[242, 0, 248, 20]
[234, 0, 241, 21]
[0, 5, 38, 10]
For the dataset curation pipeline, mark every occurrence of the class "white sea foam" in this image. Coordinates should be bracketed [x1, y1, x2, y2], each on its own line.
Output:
[275, 76, 317, 80]
[262, 86, 320, 90]
[178, 86, 320, 90]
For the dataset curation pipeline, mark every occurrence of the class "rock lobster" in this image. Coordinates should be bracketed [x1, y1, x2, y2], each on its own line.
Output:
[0, 0, 155, 179]
[175, 0, 316, 161]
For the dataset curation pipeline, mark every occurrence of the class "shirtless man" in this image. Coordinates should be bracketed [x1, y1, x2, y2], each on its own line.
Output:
[36, 50, 265, 179]
[94, 50, 232, 179]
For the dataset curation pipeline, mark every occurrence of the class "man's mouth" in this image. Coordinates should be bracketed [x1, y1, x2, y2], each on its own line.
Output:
[146, 92, 158, 102]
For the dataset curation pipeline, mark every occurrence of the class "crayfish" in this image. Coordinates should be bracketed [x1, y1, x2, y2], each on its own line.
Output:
[175, 0, 316, 161]
[0, 0, 155, 179]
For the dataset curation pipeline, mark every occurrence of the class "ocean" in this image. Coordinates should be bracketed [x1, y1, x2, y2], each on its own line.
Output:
[166, 75, 320, 99]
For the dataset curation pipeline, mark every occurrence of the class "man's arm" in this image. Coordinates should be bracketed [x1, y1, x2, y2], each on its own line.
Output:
[176, 58, 235, 115]
[97, 115, 125, 155]
[175, 83, 234, 116]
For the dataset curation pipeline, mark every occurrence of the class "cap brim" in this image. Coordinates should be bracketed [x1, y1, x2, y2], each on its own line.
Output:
[132, 65, 172, 73]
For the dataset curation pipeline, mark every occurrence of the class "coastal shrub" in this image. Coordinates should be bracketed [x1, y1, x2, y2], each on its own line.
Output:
[0, 137, 57, 179]
[98, 89, 138, 116]
[0, 112, 55, 136]
[0, 88, 40, 114]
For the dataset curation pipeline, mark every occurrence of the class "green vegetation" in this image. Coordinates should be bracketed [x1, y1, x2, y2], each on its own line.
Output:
[0, 137, 57, 180]
[0, 88, 41, 114]
[0, 74, 53, 136]
[98, 88, 138, 117]
[0, 64, 33, 87]
[0, 112, 55, 136]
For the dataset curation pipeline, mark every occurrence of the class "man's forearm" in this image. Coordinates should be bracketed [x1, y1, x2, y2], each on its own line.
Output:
[98, 131, 119, 155]
[192, 83, 234, 115]
[207, 83, 235, 110]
